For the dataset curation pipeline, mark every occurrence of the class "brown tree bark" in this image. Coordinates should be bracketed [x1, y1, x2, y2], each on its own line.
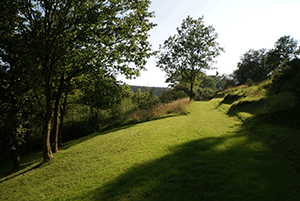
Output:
[190, 82, 193, 101]
[51, 76, 65, 153]
[12, 138, 20, 169]
[42, 72, 53, 161]
[58, 86, 69, 147]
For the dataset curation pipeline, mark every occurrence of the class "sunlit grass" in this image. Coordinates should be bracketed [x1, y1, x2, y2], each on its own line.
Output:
[1, 94, 300, 200]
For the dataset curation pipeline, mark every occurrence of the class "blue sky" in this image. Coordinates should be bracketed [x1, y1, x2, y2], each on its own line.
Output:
[121, 0, 300, 87]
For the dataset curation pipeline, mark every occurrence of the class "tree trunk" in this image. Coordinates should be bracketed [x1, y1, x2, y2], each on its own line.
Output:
[51, 76, 65, 153]
[58, 105, 64, 147]
[10, 70, 21, 169]
[58, 86, 69, 147]
[42, 73, 53, 161]
[190, 82, 193, 100]
[12, 139, 20, 169]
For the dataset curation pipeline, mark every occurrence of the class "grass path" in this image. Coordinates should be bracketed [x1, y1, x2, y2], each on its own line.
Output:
[1, 99, 299, 200]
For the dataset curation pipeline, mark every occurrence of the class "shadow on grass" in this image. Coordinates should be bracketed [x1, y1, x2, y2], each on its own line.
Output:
[217, 93, 245, 106]
[226, 99, 265, 117]
[0, 160, 43, 183]
[68, 130, 300, 201]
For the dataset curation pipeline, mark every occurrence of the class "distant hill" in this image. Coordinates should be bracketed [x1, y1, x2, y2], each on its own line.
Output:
[129, 85, 168, 97]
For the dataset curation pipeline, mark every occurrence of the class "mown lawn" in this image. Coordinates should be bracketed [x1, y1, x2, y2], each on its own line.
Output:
[1, 98, 299, 200]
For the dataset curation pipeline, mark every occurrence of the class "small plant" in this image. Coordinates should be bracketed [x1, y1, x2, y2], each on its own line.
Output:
[245, 78, 253, 86]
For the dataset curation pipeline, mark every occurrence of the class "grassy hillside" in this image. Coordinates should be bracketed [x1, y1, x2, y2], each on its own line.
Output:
[1, 84, 300, 200]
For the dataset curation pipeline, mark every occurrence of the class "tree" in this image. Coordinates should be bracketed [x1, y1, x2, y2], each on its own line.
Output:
[0, 0, 40, 168]
[1, 0, 156, 161]
[79, 70, 124, 122]
[156, 16, 224, 100]
[233, 49, 269, 85]
[267, 35, 299, 72]
[232, 36, 299, 86]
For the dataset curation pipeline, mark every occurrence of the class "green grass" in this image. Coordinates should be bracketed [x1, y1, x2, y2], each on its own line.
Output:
[1, 94, 300, 200]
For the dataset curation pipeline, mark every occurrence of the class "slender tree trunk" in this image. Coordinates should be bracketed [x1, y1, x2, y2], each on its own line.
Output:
[58, 105, 64, 147]
[12, 135, 20, 169]
[51, 76, 65, 153]
[190, 82, 193, 101]
[58, 86, 69, 147]
[42, 72, 53, 161]
[10, 69, 21, 169]
[12, 110, 20, 169]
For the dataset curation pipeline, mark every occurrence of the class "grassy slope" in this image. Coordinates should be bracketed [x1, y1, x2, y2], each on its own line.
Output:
[1, 93, 300, 200]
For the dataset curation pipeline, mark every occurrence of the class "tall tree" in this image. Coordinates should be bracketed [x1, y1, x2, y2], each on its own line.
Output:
[267, 35, 299, 72]
[0, 0, 39, 168]
[156, 16, 224, 100]
[2, 0, 156, 161]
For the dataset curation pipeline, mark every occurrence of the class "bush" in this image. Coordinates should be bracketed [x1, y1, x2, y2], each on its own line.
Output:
[159, 85, 189, 103]
[266, 92, 298, 113]
[194, 87, 216, 101]
[271, 59, 300, 97]
[245, 78, 253, 86]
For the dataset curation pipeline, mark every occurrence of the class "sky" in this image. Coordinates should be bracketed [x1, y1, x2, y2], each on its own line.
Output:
[120, 0, 300, 87]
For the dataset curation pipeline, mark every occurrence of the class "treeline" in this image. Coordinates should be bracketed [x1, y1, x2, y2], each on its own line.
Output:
[129, 86, 167, 97]
[229, 35, 299, 86]
[159, 73, 233, 102]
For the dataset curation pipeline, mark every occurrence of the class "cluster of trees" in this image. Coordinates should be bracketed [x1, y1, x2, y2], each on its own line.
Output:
[0, 0, 156, 168]
[129, 85, 166, 97]
[159, 73, 232, 102]
[232, 35, 299, 85]
[155, 16, 299, 99]
[60, 84, 162, 142]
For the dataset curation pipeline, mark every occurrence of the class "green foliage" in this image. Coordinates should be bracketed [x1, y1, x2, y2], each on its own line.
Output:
[271, 59, 300, 96]
[232, 35, 299, 86]
[1, 0, 157, 161]
[267, 35, 299, 72]
[79, 72, 125, 111]
[159, 85, 189, 103]
[194, 87, 216, 101]
[233, 49, 269, 85]
[266, 92, 298, 112]
[156, 15, 224, 99]
[129, 85, 167, 97]
[245, 78, 253, 86]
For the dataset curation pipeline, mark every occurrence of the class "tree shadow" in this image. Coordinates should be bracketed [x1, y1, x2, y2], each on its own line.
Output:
[67, 129, 300, 200]
[0, 114, 181, 182]
[217, 93, 245, 106]
[0, 160, 43, 183]
[226, 99, 265, 117]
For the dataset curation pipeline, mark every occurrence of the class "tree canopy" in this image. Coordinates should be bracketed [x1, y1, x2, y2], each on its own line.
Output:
[233, 35, 299, 86]
[233, 49, 269, 85]
[0, 0, 156, 163]
[156, 16, 224, 100]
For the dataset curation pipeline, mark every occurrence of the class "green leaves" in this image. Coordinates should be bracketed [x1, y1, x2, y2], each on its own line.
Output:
[156, 16, 224, 99]
[233, 35, 299, 86]
[1, 0, 157, 161]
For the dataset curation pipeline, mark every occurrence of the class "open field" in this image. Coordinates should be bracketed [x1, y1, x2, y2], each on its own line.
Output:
[1, 93, 300, 200]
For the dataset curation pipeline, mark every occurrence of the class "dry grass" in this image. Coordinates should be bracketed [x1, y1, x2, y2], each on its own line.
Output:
[127, 98, 191, 123]
[155, 98, 191, 115]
